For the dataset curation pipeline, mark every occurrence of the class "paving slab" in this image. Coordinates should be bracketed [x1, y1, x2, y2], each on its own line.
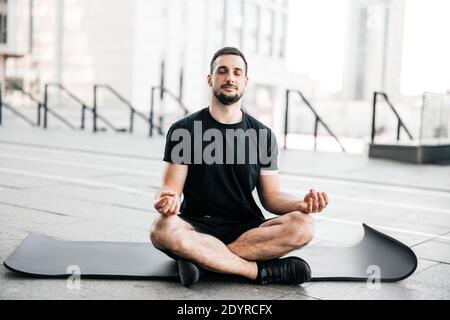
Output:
[24, 184, 154, 211]
[0, 270, 304, 300]
[0, 172, 63, 189]
[298, 279, 449, 300]
[413, 240, 450, 264]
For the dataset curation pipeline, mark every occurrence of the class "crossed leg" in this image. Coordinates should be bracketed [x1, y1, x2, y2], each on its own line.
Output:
[227, 212, 315, 261]
[150, 211, 314, 280]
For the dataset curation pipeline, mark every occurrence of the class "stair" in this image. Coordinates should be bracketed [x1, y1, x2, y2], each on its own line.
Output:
[369, 139, 450, 164]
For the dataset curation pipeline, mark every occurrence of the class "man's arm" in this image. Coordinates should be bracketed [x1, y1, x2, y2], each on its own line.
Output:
[154, 163, 188, 216]
[257, 171, 328, 215]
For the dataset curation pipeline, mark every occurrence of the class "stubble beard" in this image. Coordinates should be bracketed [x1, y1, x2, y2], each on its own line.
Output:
[213, 89, 243, 106]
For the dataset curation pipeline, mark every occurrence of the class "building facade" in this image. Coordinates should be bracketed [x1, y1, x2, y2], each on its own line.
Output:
[0, 0, 31, 83]
[3, 0, 302, 135]
[342, 0, 406, 101]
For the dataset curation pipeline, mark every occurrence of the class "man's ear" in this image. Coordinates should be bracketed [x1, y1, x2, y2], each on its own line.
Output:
[207, 74, 212, 87]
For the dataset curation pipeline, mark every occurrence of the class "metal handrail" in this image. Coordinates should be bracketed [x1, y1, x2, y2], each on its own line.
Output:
[93, 84, 149, 133]
[43, 83, 87, 130]
[0, 102, 36, 126]
[9, 82, 41, 104]
[44, 82, 122, 132]
[7, 82, 43, 126]
[371, 91, 413, 143]
[7, 83, 84, 130]
[0, 83, 36, 127]
[284, 89, 346, 152]
[149, 85, 189, 137]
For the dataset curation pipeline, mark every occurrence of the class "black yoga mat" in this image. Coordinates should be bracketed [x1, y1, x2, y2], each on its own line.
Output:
[3, 224, 417, 282]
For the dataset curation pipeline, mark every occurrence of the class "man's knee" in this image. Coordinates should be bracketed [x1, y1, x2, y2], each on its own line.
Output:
[150, 215, 179, 246]
[284, 211, 315, 248]
[149, 215, 192, 249]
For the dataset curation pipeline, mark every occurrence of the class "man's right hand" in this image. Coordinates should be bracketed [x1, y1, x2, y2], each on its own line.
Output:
[154, 190, 181, 216]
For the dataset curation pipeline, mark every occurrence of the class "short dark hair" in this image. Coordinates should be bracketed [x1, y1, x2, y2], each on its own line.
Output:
[210, 47, 248, 76]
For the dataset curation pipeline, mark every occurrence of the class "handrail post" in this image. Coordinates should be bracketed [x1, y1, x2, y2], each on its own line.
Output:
[284, 90, 290, 149]
[158, 114, 163, 135]
[93, 85, 98, 132]
[81, 104, 86, 130]
[314, 117, 319, 151]
[158, 87, 164, 135]
[397, 120, 401, 141]
[371, 92, 377, 143]
[149, 86, 155, 137]
[129, 109, 134, 133]
[419, 93, 425, 145]
[43, 84, 48, 129]
[37, 102, 41, 126]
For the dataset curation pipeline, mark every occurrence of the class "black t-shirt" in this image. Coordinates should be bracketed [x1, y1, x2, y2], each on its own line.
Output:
[163, 107, 279, 222]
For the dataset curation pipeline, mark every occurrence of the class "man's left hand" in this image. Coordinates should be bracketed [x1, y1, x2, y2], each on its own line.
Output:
[302, 189, 329, 213]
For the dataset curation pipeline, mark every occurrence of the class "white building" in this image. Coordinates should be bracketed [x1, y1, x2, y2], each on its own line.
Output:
[3, 0, 303, 135]
[342, 0, 406, 100]
[0, 0, 31, 83]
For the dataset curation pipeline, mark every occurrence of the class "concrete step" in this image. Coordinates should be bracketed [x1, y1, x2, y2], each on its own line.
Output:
[369, 140, 450, 164]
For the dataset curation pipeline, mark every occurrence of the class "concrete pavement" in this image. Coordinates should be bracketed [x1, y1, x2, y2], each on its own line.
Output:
[0, 125, 449, 299]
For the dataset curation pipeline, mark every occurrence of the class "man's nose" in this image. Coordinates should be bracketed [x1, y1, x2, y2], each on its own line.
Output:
[225, 75, 236, 86]
[225, 72, 236, 82]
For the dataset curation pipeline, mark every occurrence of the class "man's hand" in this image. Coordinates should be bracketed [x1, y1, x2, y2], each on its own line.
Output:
[299, 189, 329, 214]
[154, 190, 181, 216]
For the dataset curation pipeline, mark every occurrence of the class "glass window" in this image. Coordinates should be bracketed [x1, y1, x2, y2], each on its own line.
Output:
[247, 3, 259, 53]
[228, 0, 243, 48]
[276, 13, 287, 58]
[260, 9, 274, 56]
[212, 0, 226, 48]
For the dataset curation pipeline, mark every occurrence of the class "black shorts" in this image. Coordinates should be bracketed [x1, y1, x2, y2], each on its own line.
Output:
[160, 215, 267, 260]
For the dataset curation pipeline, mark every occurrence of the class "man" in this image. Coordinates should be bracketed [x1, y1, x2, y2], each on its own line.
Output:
[150, 47, 329, 287]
